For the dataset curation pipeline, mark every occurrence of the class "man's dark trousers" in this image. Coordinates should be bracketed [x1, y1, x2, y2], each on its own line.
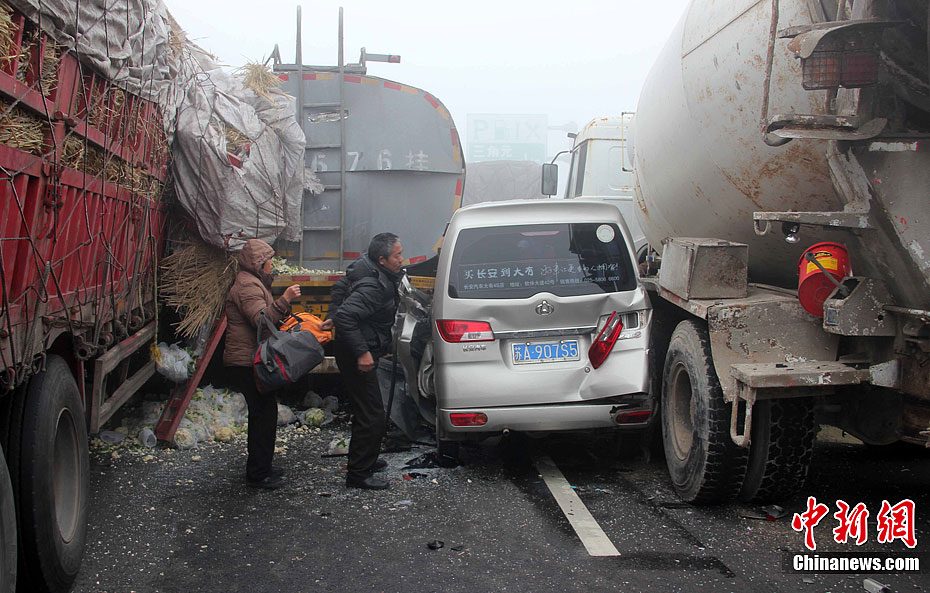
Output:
[335, 341, 386, 481]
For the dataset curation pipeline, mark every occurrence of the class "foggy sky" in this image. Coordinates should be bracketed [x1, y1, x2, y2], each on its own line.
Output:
[167, 0, 691, 157]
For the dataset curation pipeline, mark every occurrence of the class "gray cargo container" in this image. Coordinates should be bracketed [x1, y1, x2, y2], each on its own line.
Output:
[272, 18, 464, 270]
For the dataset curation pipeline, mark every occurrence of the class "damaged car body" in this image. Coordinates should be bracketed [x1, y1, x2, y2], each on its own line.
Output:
[391, 200, 653, 454]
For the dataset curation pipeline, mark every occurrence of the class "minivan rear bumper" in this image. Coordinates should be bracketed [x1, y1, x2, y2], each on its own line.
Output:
[437, 399, 651, 439]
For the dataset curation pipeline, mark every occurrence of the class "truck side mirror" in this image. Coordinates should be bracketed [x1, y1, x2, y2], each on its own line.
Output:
[541, 163, 558, 196]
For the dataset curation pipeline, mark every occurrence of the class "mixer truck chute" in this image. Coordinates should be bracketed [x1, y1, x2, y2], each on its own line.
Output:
[633, 0, 930, 504]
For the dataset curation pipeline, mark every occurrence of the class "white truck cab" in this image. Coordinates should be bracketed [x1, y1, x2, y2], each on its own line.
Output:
[544, 114, 646, 255]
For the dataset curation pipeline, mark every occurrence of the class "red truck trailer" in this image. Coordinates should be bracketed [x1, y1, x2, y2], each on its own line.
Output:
[0, 3, 170, 590]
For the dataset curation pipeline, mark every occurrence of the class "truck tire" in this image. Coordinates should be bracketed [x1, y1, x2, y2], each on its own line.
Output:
[739, 398, 815, 503]
[11, 355, 88, 593]
[0, 447, 16, 593]
[662, 320, 748, 504]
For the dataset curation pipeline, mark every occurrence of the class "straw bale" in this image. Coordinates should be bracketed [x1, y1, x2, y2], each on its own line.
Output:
[62, 134, 164, 200]
[225, 126, 249, 152]
[160, 243, 239, 339]
[39, 42, 58, 96]
[87, 84, 106, 128]
[0, 2, 18, 67]
[237, 62, 281, 102]
[0, 100, 46, 154]
[16, 31, 35, 82]
[167, 30, 185, 61]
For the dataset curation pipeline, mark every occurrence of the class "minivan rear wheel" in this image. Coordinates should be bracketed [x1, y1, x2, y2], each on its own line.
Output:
[661, 320, 747, 504]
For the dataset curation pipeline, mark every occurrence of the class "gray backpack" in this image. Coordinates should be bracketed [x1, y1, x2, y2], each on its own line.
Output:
[253, 310, 325, 393]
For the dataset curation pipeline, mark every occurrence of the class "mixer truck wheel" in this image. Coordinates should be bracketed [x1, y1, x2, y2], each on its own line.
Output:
[739, 397, 815, 503]
[0, 446, 16, 593]
[661, 320, 748, 504]
[11, 355, 88, 593]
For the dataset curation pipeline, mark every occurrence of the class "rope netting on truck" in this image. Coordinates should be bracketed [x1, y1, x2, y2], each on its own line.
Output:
[0, 0, 312, 391]
[0, 0, 175, 391]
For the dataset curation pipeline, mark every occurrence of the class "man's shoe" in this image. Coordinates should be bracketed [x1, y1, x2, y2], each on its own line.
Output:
[372, 458, 388, 472]
[247, 474, 285, 489]
[346, 475, 390, 490]
[269, 466, 286, 479]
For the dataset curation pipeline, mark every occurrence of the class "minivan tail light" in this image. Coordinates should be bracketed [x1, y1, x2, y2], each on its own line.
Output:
[615, 410, 652, 424]
[450, 412, 488, 427]
[588, 311, 623, 369]
[437, 320, 494, 343]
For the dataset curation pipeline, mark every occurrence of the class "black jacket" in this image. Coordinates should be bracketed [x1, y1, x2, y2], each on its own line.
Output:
[333, 255, 401, 359]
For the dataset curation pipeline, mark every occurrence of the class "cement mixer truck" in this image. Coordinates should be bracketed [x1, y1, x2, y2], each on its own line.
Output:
[630, 0, 930, 504]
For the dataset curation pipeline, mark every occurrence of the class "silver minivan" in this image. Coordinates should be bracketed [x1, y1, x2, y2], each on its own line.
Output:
[419, 199, 652, 450]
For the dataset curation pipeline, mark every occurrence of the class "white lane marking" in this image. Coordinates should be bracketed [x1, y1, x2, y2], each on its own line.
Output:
[534, 455, 621, 557]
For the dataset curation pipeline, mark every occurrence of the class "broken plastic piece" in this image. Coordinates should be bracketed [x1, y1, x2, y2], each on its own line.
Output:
[405, 451, 461, 469]
[99, 430, 127, 445]
[762, 504, 786, 521]
[863, 578, 892, 593]
[138, 428, 157, 448]
[326, 437, 349, 456]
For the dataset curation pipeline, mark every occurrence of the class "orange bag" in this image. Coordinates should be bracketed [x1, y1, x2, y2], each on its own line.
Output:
[279, 312, 333, 344]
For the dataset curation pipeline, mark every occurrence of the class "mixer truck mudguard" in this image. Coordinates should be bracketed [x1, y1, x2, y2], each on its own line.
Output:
[632, 0, 930, 504]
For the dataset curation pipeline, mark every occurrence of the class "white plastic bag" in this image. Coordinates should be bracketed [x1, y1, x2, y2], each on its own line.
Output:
[155, 342, 193, 383]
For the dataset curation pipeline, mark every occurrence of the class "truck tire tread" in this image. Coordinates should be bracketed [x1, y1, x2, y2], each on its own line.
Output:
[0, 448, 16, 593]
[740, 398, 815, 503]
[14, 355, 88, 593]
[662, 320, 748, 504]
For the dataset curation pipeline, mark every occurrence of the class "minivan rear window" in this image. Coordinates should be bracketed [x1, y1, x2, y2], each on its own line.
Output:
[448, 223, 636, 299]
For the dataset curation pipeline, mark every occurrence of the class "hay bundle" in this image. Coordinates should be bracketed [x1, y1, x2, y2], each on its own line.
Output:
[167, 30, 185, 61]
[0, 101, 46, 154]
[0, 2, 18, 67]
[126, 102, 146, 140]
[62, 134, 84, 167]
[225, 126, 249, 152]
[237, 61, 281, 102]
[125, 166, 163, 201]
[87, 84, 106, 128]
[138, 114, 169, 164]
[17, 36, 59, 96]
[41, 42, 58, 95]
[63, 134, 164, 200]
[105, 155, 127, 185]
[15, 31, 34, 82]
[62, 134, 104, 175]
[160, 243, 238, 339]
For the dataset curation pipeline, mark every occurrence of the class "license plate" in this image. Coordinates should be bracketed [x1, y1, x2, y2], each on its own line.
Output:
[512, 340, 580, 365]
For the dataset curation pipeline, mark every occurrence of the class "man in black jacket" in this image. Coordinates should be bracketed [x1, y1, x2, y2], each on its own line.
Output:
[334, 233, 404, 489]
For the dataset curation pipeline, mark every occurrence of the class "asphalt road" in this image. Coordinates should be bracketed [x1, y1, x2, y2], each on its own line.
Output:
[73, 422, 930, 593]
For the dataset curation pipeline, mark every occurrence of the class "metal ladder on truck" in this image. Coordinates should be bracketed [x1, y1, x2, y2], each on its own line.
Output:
[275, 6, 400, 271]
